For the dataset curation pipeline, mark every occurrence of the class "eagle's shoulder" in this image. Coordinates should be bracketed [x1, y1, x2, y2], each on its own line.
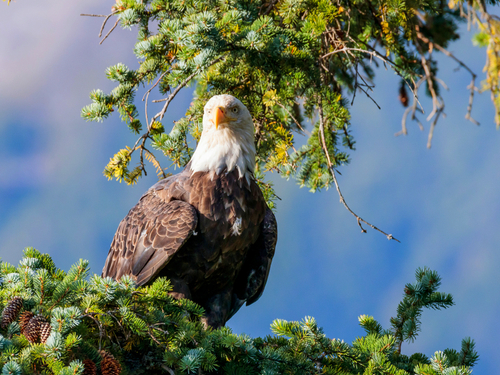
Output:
[102, 173, 198, 286]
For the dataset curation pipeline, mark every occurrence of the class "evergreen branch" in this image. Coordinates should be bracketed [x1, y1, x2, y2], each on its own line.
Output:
[317, 97, 399, 242]
[0, 253, 477, 374]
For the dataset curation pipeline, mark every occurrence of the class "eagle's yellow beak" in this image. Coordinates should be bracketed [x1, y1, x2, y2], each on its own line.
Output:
[214, 107, 226, 129]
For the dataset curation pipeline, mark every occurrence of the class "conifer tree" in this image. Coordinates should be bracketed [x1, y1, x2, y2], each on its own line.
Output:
[0, 249, 479, 374]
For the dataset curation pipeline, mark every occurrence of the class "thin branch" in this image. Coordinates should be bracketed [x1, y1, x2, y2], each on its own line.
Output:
[356, 84, 381, 109]
[427, 107, 444, 149]
[152, 70, 199, 119]
[465, 78, 480, 125]
[418, 46, 441, 122]
[416, 30, 479, 126]
[80, 13, 107, 17]
[396, 106, 412, 137]
[98, 10, 119, 38]
[100, 18, 120, 45]
[351, 62, 360, 106]
[317, 97, 399, 242]
[434, 77, 449, 91]
[397, 78, 424, 136]
[142, 70, 170, 102]
[276, 102, 308, 134]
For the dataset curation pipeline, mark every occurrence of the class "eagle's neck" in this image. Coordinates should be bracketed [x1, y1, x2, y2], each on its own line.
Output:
[189, 127, 255, 181]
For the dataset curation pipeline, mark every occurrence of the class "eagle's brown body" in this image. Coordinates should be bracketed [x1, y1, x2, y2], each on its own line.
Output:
[102, 94, 277, 327]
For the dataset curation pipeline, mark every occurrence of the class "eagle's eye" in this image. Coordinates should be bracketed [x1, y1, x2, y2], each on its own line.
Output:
[231, 107, 239, 113]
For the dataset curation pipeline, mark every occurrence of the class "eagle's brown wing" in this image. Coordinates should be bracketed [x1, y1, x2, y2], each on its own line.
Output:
[231, 207, 277, 315]
[102, 195, 198, 287]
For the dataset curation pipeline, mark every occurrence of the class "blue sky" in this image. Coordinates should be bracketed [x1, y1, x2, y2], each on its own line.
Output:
[0, 1, 499, 373]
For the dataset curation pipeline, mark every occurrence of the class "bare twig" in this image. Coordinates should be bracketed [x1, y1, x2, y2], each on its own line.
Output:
[434, 77, 449, 91]
[397, 78, 425, 136]
[355, 83, 381, 109]
[142, 70, 170, 102]
[351, 62, 360, 106]
[153, 70, 200, 119]
[100, 18, 120, 45]
[418, 48, 441, 122]
[346, 36, 424, 112]
[80, 13, 107, 17]
[317, 97, 399, 242]
[416, 30, 479, 126]
[427, 107, 445, 149]
[465, 78, 480, 125]
[396, 106, 412, 137]
[98, 10, 119, 38]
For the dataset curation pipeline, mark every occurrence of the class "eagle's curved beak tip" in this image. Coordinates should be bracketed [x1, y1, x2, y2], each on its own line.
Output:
[214, 107, 225, 129]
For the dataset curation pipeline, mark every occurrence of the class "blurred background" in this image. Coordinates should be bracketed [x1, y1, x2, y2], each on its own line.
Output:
[0, 1, 498, 372]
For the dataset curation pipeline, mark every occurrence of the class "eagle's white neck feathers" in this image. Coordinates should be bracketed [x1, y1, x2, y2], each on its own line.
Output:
[189, 95, 256, 181]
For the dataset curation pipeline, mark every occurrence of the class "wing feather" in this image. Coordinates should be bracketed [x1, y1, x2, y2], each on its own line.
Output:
[102, 196, 198, 287]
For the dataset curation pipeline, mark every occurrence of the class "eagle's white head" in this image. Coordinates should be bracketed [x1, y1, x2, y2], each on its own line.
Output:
[189, 94, 256, 180]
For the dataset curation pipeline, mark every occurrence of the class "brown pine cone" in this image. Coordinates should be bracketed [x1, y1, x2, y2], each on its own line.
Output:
[24, 314, 48, 343]
[1, 296, 23, 328]
[39, 320, 52, 344]
[100, 350, 122, 375]
[82, 359, 97, 375]
[19, 311, 34, 334]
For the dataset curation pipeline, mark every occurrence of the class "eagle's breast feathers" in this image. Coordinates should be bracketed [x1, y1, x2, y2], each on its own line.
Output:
[102, 94, 277, 328]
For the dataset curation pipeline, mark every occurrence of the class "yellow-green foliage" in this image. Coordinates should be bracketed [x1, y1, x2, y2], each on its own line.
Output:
[83, 0, 499, 205]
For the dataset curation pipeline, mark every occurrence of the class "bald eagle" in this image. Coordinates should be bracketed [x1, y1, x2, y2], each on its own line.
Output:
[102, 94, 277, 328]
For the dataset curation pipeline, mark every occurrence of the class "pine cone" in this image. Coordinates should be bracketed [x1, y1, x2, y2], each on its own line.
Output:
[1, 296, 23, 328]
[19, 311, 34, 334]
[24, 314, 47, 343]
[82, 359, 97, 375]
[39, 320, 52, 343]
[100, 351, 122, 375]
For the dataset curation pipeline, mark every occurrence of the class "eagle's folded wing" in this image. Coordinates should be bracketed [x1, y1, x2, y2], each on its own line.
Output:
[102, 196, 198, 286]
[232, 207, 277, 310]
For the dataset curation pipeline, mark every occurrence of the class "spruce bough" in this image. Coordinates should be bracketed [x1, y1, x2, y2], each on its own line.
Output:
[0, 249, 478, 374]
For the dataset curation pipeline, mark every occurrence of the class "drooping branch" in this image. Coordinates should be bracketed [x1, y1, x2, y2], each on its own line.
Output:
[317, 97, 399, 242]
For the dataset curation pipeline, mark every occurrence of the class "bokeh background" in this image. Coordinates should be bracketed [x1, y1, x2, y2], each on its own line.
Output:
[1, 1, 498, 372]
